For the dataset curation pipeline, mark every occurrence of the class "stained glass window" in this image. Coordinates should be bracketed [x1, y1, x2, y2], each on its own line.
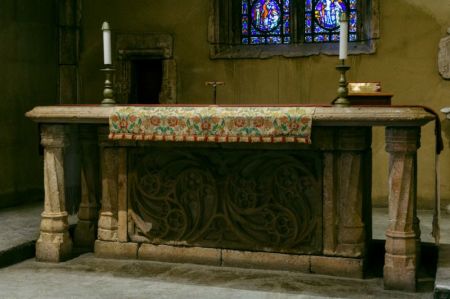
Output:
[241, 0, 291, 45]
[214, 0, 374, 57]
[304, 0, 358, 43]
[240, 0, 360, 46]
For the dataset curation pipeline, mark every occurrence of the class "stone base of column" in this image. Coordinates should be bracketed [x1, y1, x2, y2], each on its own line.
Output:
[74, 221, 97, 250]
[98, 212, 118, 241]
[384, 253, 416, 291]
[36, 232, 73, 262]
[74, 202, 98, 250]
[36, 211, 73, 262]
[337, 225, 365, 257]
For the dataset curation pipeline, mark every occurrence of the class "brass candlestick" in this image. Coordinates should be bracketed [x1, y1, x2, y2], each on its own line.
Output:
[334, 60, 351, 107]
[101, 66, 116, 106]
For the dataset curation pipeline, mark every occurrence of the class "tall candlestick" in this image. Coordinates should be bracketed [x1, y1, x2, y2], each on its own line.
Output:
[339, 13, 348, 60]
[102, 22, 112, 65]
[101, 22, 116, 105]
[334, 60, 350, 107]
[334, 13, 350, 108]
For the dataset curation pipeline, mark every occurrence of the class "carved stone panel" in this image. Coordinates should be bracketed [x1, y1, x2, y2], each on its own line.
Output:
[439, 29, 450, 79]
[128, 147, 322, 254]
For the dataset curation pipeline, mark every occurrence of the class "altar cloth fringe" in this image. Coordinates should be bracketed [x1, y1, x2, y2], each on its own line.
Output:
[109, 106, 315, 144]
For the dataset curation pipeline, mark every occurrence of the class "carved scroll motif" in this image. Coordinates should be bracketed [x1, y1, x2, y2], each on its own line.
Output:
[128, 149, 322, 254]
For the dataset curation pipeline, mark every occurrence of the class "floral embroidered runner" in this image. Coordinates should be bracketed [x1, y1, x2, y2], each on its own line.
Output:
[109, 106, 315, 144]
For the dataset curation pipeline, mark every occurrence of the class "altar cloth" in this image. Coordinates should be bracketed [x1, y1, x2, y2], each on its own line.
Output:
[108, 106, 315, 143]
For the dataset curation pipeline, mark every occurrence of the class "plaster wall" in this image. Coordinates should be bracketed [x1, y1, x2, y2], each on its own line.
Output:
[0, 0, 58, 207]
[79, 0, 450, 209]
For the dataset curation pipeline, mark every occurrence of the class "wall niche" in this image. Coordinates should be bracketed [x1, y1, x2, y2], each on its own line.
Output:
[115, 33, 176, 104]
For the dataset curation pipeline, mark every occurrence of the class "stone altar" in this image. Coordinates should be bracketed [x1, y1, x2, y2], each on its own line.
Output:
[26, 105, 435, 291]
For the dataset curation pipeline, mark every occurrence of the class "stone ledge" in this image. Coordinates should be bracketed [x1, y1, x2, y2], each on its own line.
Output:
[221, 249, 310, 273]
[139, 243, 364, 278]
[138, 244, 220, 266]
[0, 241, 35, 268]
[94, 240, 138, 259]
[95, 241, 366, 279]
[25, 106, 435, 127]
[310, 256, 364, 279]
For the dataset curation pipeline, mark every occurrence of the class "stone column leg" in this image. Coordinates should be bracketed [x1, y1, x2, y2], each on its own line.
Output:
[74, 125, 99, 250]
[322, 127, 371, 259]
[36, 125, 72, 262]
[97, 127, 119, 242]
[384, 127, 420, 291]
[336, 128, 371, 258]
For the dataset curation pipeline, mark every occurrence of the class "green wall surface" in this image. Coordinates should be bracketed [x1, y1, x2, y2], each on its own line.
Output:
[0, 0, 58, 207]
[79, 0, 450, 209]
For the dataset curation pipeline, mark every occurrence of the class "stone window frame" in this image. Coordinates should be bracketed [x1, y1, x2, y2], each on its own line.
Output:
[115, 33, 177, 104]
[208, 0, 380, 59]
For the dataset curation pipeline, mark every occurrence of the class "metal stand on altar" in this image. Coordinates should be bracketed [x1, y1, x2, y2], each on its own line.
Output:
[334, 60, 351, 107]
[333, 12, 351, 108]
[101, 21, 116, 106]
[101, 66, 116, 106]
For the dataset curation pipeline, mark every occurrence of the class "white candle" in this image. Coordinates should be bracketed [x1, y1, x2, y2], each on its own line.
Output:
[339, 13, 348, 60]
[102, 22, 112, 65]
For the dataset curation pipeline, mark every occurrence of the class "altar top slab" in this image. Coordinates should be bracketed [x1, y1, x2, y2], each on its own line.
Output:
[25, 105, 435, 127]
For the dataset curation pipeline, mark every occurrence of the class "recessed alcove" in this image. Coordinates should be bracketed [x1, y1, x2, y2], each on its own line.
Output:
[115, 33, 176, 104]
[129, 59, 163, 104]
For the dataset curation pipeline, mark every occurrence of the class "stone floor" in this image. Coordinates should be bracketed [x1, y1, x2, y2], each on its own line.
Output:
[0, 253, 436, 299]
[0, 202, 41, 253]
[0, 203, 447, 299]
[0, 202, 41, 268]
